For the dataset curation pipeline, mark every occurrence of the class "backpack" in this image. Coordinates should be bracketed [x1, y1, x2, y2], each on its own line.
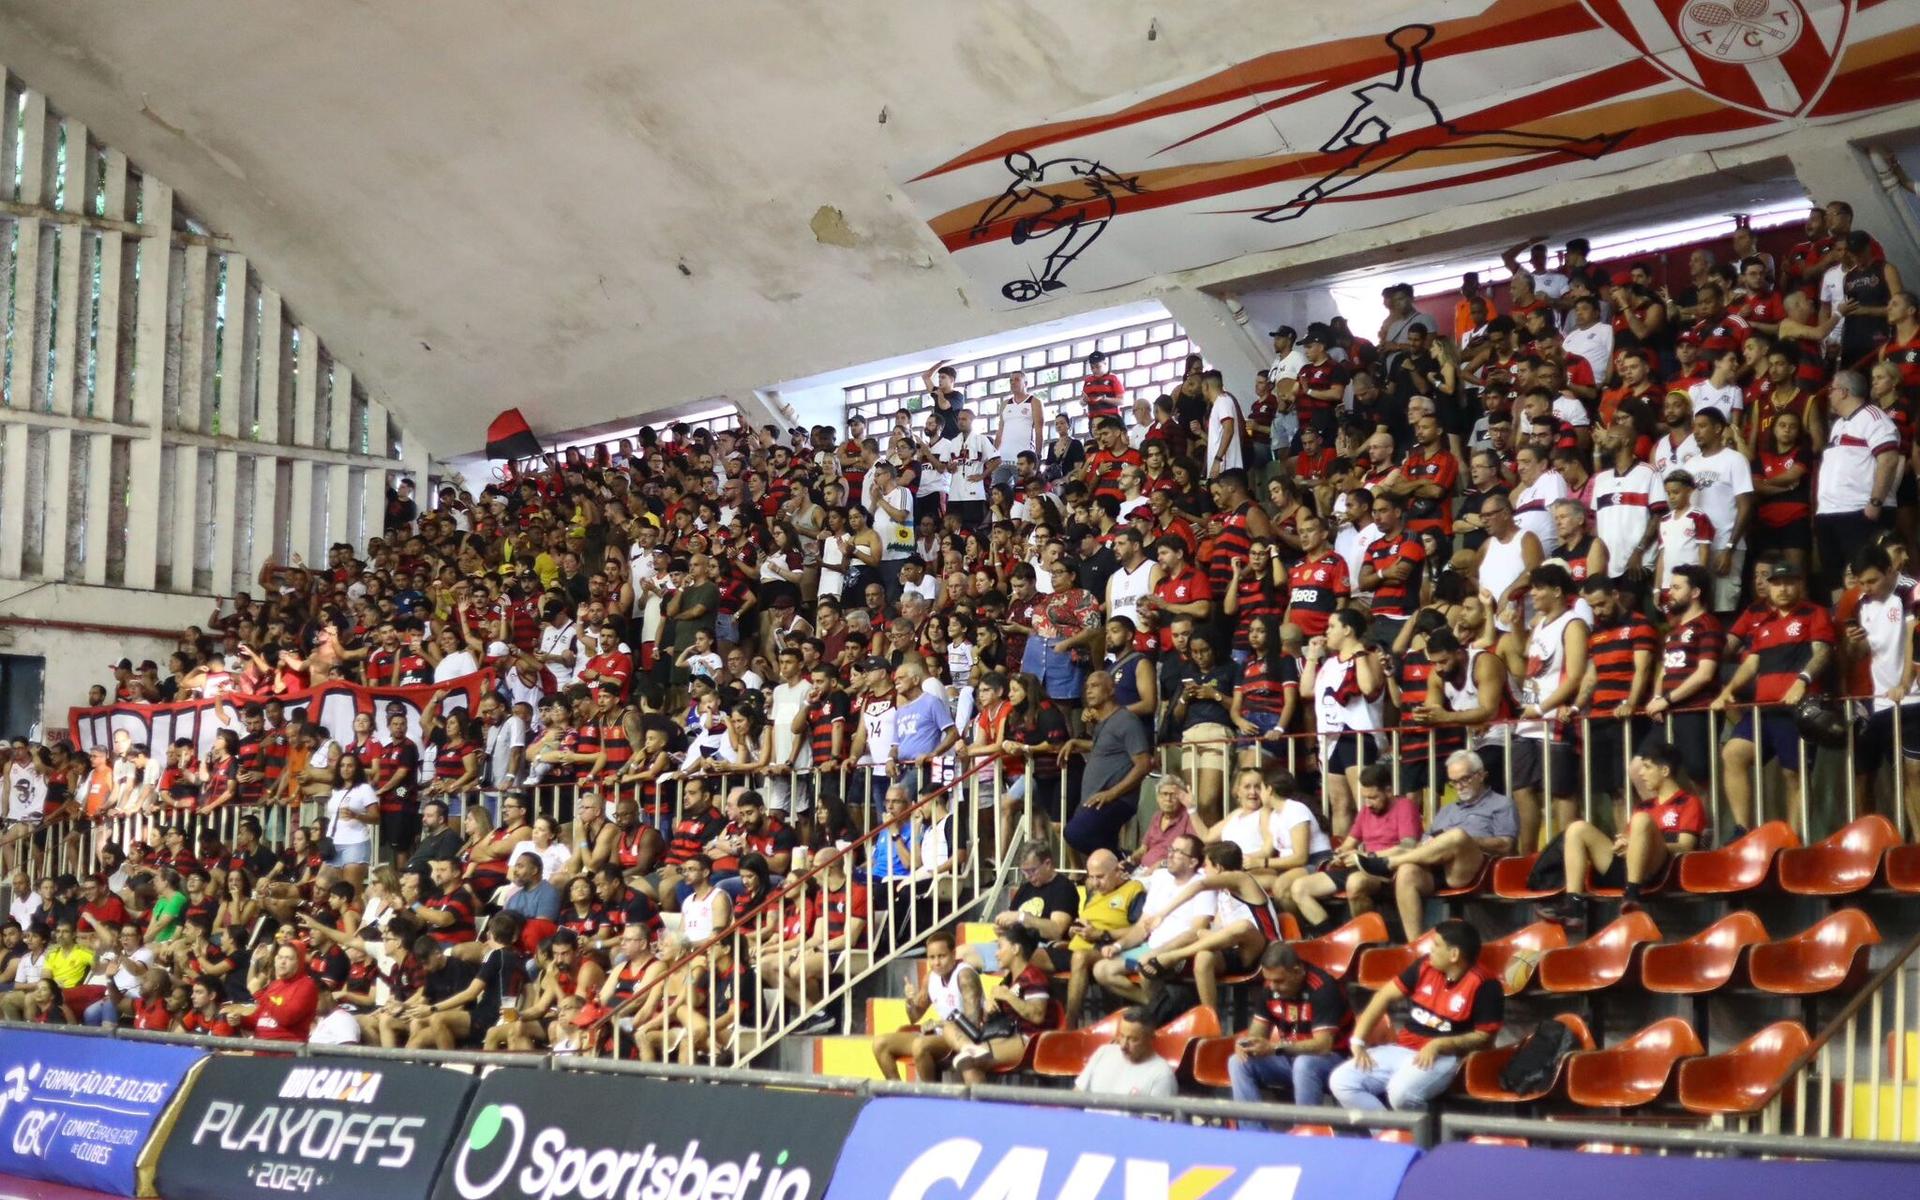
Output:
[1499, 1019, 1577, 1095]
[1524, 831, 1570, 892]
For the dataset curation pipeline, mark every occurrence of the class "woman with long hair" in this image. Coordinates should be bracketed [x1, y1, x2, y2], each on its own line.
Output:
[1229, 614, 1299, 768]
[322, 752, 378, 888]
[995, 672, 1071, 847]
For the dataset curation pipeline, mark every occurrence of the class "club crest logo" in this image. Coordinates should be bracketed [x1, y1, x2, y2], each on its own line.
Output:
[1677, 0, 1804, 63]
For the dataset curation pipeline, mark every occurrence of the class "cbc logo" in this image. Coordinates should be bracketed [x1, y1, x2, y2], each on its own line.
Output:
[452, 1103, 525, 1198]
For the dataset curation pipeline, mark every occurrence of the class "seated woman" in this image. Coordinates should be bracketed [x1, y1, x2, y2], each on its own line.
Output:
[1539, 743, 1706, 932]
[1200, 769, 1330, 900]
[945, 923, 1052, 1083]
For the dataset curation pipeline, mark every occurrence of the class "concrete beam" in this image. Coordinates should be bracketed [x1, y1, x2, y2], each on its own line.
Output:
[1155, 288, 1270, 385]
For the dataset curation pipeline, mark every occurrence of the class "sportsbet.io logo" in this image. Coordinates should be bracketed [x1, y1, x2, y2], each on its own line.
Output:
[452, 1103, 816, 1200]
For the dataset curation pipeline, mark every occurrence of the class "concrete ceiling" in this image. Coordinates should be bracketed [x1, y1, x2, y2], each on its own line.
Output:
[0, 0, 1453, 456]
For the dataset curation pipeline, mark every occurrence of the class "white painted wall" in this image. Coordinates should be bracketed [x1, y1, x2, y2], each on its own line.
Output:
[0, 583, 215, 737]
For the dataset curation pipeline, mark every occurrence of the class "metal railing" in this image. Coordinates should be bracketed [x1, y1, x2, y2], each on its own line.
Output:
[1733, 929, 1920, 1142]
[596, 755, 1026, 1065]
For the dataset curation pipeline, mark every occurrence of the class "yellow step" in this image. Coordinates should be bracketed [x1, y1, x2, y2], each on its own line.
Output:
[1848, 1082, 1920, 1139]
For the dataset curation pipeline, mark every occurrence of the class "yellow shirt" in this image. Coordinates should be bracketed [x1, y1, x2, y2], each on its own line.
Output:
[533, 551, 562, 590]
[1069, 879, 1145, 952]
[43, 943, 95, 989]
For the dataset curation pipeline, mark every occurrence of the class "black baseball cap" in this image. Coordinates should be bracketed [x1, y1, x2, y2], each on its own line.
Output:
[1268, 324, 1297, 340]
[857, 656, 890, 673]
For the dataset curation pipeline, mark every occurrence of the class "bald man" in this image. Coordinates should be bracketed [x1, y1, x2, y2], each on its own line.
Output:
[1063, 849, 1147, 1026]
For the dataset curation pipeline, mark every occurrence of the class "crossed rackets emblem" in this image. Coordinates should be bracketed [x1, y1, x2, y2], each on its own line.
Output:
[1678, 0, 1804, 62]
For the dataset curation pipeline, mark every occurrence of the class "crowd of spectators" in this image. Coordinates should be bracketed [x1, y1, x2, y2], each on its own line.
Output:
[0, 198, 1915, 1089]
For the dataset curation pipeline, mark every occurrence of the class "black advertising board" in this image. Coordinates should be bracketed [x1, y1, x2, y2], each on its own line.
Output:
[155, 1057, 474, 1200]
[432, 1069, 862, 1200]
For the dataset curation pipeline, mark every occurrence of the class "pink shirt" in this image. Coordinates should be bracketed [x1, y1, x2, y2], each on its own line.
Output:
[1136, 807, 1197, 872]
[1349, 795, 1423, 852]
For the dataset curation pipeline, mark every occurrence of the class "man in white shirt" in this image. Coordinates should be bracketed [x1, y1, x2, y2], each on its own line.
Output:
[6, 870, 39, 929]
[767, 649, 813, 817]
[1815, 369, 1902, 599]
[870, 463, 917, 594]
[1675, 406, 1754, 611]
[1266, 325, 1307, 387]
[944, 408, 1000, 529]
[536, 605, 578, 690]
[1202, 370, 1244, 478]
[308, 990, 363, 1046]
[1562, 294, 1614, 386]
[1589, 413, 1660, 581]
[1092, 834, 1216, 1007]
[1511, 446, 1571, 555]
[992, 372, 1041, 491]
[1075, 1007, 1178, 1098]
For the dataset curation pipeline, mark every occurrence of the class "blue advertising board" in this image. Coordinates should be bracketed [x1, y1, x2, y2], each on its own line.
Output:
[822, 1096, 1417, 1200]
[1399, 1143, 1920, 1199]
[0, 1031, 206, 1197]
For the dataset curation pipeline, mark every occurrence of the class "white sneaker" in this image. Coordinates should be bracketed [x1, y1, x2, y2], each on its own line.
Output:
[953, 1043, 992, 1069]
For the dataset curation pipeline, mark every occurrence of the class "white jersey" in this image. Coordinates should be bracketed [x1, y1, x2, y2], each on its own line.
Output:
[5, 765, 47, 824]
[1107, 559, 1155, 627]
[1590, 463, 1659, 577]
[1142, 869, 1219, 951]
[998, 397, 1039, 461]
[1512, 472, 1570, 554]
[538, 623, 578, 689]
[924, 962, 979, 1027]
[681, 888, 725, 943]
[1855, 590, 1917, 711]
[1313, 653, 1384, 755]
[857, 696, 897, 768]
[1441, 648, 1505, 750]
[1478, 530, 1532, 631]
[1518, 608, 1584, 741]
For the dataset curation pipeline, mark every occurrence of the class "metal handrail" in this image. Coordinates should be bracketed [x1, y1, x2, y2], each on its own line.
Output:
[1439, 1112, 1920, 1160]
[1747, 926, 1920, 1116]
[589, 756, 998, 1042]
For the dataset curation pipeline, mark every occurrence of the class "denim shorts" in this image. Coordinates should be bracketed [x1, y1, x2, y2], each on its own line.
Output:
[327, 840, 373, 867]
[1020, 635, 1086, 700]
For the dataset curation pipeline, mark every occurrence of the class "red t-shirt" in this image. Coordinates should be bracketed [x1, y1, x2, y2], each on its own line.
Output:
[1640, 789, 1708, 841]
[248, 973, 319, 1042]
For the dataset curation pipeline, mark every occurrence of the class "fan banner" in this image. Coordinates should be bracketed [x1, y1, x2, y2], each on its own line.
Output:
[898, 0, 1920, 308]
[67, 671, 494, 762]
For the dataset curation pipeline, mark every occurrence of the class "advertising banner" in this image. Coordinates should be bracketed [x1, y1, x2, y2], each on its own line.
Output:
[0, 1030, 205, 1198]
[1398, 1142, 1920, 1199]
[154, 1057, 474, 1200]
[821, 1096, 1417, 1200]
[68, 671, 492, 763]
[432, 1069, 861, 1200]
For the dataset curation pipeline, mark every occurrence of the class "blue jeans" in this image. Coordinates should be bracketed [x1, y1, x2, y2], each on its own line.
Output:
[82, 999, 120, 1027]
[1228, 1049, 1340, 1106]
[1328, 1044, 1461, 1112]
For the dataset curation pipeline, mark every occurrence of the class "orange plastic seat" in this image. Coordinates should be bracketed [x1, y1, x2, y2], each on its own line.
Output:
[1492, 853, 1557, 900]
[1640, 911, 1767, 995]
[1677, 1020, 1811, 1115]
[1462, 1013, 1596, 1102]
[991, 999, 1066, 1076]
[1748, 909, 1881, 996]
[1435, 856, 1494, 899]
[1479, 921, 1569, 995]
[1189, 1036, 1236, 1088]
[1589, 855, 1677, 899]
[1886, 844, 1920, 893]
[1677, 821, 1800, 895]
[1537, 911, 1661, 994]
[1031, 1010, 1123, 1078]
[1374, 1129, 1416, 1144]
[1778, 816, 1901, 896]
[1293, 912, 1389, 980]
[1152, 1005, 1221, 1072]
[1565, 1016, 1704, 1108]
[1469, 1135, 1530, 1146]
[1356, 930, 1438, 992]
[1289, 1124, 1337, 1137]
[1577, 1143, 1645, 1155]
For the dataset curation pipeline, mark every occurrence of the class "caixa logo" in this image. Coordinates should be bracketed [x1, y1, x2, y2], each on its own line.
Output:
[452, 1104, 816, 1200]
[886, 1138, 1304, 1200]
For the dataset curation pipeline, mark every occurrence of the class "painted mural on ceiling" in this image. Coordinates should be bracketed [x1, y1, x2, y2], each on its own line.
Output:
[901, 0, 1920, 308]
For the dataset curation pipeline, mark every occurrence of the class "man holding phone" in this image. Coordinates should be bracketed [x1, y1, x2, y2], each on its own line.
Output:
[1227, 942, 1351, 1106]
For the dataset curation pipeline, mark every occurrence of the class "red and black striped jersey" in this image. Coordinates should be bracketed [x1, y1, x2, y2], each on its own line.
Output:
[1661, 612, 1724, 697]
[1880, 333, 1920, 399]
[1755, 444, 1814, 528]
[424, 887, 478, 945]
[1084, 448, 1140, 505]
[1234, 654, 1298, 717]
[1401, 449, 1459, 535]
[1228, 574, 1283, 651]
[1285, 553, 1349, 638]
[1744, 601, 1836, 703]
[1589, 614, 1656, 708]
[807, 691, 849, 764]
[1083, 372, 1125, 422]
[1208, 502, 1259, 600]
[1363, 534, 1425, 619]
[666, 807, 727, 867]
[1296, 361, 1347, 418]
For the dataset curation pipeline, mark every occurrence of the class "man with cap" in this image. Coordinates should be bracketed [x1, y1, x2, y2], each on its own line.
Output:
[108, 660, 138, 703]
[1296, 329, 1348, 438]
[1084, 350, 1125, 425]
[1711, 557, 1835, 836]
